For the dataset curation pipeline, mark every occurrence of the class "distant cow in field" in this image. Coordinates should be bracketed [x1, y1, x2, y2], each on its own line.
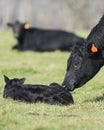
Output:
[62, 14, 104, 91]
[7, 21, 84, 52]
[3, 75, 74, 105]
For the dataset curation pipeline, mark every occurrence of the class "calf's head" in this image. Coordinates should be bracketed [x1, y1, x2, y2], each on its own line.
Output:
[4, 75, 26, 88]
[7, 21, 30, 38]
[3, 75, 26, 98]
[62, 42, 104, 91]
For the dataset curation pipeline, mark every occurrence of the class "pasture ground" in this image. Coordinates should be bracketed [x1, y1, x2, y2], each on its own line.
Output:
[0, 30, 104, 130]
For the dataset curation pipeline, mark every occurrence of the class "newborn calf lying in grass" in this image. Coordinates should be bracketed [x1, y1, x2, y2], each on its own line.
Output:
[3, 75, 74, 105]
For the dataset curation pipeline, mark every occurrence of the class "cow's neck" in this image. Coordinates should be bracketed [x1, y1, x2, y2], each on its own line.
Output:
[17, 29, 26, 42]
[101, 50, 104, 61]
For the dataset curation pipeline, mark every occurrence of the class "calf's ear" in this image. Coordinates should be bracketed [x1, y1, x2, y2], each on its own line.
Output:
[17, 78, 26, 85]
[4, 75, 10, 83]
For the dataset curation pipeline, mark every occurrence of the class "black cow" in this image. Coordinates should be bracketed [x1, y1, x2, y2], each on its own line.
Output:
[62, 14, 104, 91]
[7, 21, 84, 52]
[3, 75, 74, 105]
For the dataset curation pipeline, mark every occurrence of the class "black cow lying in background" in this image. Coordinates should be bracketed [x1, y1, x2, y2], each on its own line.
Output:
[3, 75, 74, 105]
[7, 21, 84, 52]
[62, 14, 104, 91]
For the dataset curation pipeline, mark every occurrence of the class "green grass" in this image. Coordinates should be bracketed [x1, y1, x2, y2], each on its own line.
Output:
[0, 30, 104, 130]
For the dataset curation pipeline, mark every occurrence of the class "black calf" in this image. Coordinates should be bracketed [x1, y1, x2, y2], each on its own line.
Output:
[3, 75, 74, 105]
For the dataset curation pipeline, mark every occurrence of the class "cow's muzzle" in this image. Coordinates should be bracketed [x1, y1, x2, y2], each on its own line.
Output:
[62, 82, 75, 91]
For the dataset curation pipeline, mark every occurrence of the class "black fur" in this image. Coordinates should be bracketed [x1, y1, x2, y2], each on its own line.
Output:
[7, 21, 84, 52]
[3, 75, 74, 105]
[86, 15, 104, 49]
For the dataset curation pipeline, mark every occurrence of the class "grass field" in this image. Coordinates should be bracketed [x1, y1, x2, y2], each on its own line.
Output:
[0, 30, 104, 130]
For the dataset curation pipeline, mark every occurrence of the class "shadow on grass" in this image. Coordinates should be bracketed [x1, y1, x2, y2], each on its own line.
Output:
[27, 112, 80, 118]
[84, 94, 104, 103]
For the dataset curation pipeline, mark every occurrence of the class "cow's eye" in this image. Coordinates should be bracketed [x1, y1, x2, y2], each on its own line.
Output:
[73, 62, 80, 69]
[73, 58, 82, 70]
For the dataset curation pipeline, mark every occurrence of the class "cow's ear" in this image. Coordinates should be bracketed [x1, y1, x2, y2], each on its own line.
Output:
[91, 44, 98, 53]
[17, 78, 26, 85]
[4, 75, 10, 83]
[7, 23, 13, 27]
[24, 23, 30, 29]
[87, 43, 98, 53]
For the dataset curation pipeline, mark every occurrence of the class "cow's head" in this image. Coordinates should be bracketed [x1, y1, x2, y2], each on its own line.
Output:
[62, 42, 104, 91]
[7, 21, 30, 38]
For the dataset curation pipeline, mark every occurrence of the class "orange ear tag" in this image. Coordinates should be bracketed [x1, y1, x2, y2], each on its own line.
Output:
[91, 44, 98, 53]
[24, 23, 30, 29]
